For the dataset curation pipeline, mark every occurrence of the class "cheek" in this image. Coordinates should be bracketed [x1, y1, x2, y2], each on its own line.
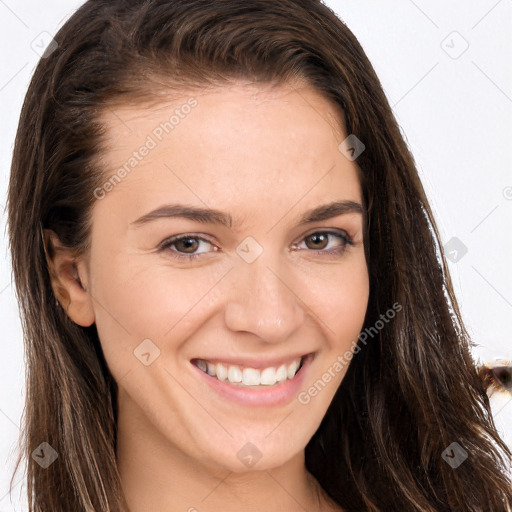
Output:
[89, 254, 230, 375]
[334, 276, 369, 345]
[297, 261, 369, 407]
[307, 259, 369, 341]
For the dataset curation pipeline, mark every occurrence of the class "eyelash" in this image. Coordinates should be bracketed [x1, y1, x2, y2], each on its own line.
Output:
[158, 230, 354, 262]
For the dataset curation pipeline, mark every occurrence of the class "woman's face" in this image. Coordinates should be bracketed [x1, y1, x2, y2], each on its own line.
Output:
[78, 82, 369, 472]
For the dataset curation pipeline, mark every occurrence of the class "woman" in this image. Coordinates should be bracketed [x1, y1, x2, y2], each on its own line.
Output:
[7, 0, 512, 510]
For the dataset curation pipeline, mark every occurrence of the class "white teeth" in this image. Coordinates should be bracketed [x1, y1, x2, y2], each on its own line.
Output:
[260, 367, 277, 385]
[227, 365, 242, 383]
[216, 362, 228, 381]
[242, 368, 260, 386]
[287, 359, 300, 379]
[276, 364, 287, 383]
[194, 357, 303, 386]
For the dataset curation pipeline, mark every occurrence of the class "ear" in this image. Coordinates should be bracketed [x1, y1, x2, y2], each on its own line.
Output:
[42, 229, 95, 327]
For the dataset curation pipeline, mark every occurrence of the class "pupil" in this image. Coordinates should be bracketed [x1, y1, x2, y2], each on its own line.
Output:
[178, 238, 197, 252]
[308, 234, 327, 249]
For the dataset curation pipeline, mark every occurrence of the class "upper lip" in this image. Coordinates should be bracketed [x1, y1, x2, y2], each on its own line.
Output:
[191, 352, 313, 370]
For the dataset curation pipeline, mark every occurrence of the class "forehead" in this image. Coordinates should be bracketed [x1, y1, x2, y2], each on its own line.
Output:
[94, 83, 362, 227]
[99, 82, 346, 155]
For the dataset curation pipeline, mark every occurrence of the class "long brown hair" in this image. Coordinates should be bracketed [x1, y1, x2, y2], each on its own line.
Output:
[7, 0, 512, 510]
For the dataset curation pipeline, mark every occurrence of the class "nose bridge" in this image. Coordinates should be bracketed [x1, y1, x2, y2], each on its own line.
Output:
[224, 248, 304, 341]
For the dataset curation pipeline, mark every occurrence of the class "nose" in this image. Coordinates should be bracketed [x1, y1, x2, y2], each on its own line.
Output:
[223, 256, 305, 343]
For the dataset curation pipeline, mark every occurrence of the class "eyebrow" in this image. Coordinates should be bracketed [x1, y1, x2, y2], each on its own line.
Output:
[129, 200, 363, 230]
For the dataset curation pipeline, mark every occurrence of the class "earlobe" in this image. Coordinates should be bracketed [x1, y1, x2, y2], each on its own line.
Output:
[42, 229, 95, 327]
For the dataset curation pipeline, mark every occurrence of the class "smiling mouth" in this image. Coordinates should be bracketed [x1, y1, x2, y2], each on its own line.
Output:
[191, 355, 310, 388]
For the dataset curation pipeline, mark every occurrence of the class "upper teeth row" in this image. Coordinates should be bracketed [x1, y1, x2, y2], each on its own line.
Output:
[195, 357, 302, 386]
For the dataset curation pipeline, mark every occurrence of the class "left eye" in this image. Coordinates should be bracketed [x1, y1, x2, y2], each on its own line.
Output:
[159, 231, 352, 261]
[159, 235, 216, 261]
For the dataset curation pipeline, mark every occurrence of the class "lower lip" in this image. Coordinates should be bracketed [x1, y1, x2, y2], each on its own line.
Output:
[190, 354, 314, 407]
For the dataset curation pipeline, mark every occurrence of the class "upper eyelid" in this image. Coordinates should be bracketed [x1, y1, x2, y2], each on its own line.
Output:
[158, 233, 214, 248]
[293, 229, 352, 246]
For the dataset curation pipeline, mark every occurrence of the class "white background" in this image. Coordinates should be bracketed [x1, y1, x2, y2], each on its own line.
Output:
[1, 1, 511, 510]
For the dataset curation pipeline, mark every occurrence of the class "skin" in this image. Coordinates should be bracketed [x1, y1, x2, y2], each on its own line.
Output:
[46, 81, 369, 512]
